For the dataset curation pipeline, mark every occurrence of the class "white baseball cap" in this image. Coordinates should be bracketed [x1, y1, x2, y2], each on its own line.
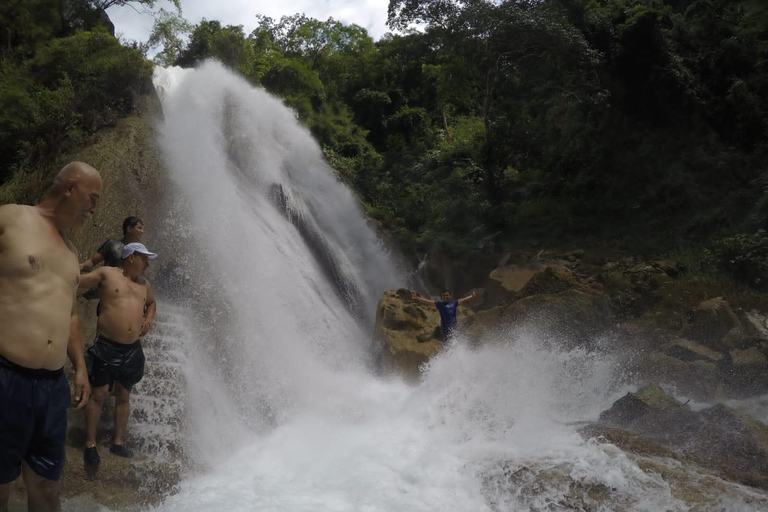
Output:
[121, 242, 158, 260]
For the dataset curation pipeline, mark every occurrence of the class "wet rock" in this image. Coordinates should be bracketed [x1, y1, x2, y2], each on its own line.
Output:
[744, 310, 768, 339]
[498, 290, 613, 349]
[662, 338, 724, 363]
[593, 384, 768, 490]
[374, 289, 472, 379]
[489, 263, 549, 293]
[599, 384, 686, 427]
[731, 346, 767, 368]
[681, 297, 743, 351]
[463, 305, 504, 342]
[519, 266, 582, 297]
[651, 259, 683, 278]
[636, 353, 721, 401]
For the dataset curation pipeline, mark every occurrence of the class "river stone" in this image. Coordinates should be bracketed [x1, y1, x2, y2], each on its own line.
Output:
[519, 266, 581, 296]
[599, 383, 685, 427]
[636, 352, 721, 401]
[680, 297, 742, 351]
[498, 289, 613, 349]
[663, 338, 724, 363]
[731, 346, 768, 368]
[489, 263, 545, 293]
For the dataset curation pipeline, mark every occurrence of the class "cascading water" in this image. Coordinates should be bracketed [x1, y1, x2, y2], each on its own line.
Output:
[144, 61, 768, 512]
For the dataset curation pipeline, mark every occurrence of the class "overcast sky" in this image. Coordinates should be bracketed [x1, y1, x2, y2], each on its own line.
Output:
[109, 0, 393, 45]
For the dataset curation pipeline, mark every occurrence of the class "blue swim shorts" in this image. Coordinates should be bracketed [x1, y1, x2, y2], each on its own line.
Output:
[0, 355, 70, 483]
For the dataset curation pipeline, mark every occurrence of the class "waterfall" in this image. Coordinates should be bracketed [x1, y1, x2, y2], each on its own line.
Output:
[141, 61, 767, 512]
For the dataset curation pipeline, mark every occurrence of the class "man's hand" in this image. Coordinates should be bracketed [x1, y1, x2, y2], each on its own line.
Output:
[140, 319, 152, 337]
[72, 369, 90, 410]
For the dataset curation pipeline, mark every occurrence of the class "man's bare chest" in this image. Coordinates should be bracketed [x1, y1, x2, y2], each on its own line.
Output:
[102, 274, 147, 304]
[0, 220, 78, 288]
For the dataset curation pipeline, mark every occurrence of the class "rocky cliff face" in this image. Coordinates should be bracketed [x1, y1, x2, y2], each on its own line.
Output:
[67, 93, 165, 343]
[6, 91, 176, 509]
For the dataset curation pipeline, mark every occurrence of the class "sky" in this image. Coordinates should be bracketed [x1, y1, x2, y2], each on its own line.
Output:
[109, 0, 394, 45]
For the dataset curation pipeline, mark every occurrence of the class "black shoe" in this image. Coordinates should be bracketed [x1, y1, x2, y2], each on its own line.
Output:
[83, 446, 100, 465]
[109, 444, 134, 458]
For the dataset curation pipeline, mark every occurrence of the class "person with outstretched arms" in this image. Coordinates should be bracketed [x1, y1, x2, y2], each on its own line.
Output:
[411, 289, 478, 341]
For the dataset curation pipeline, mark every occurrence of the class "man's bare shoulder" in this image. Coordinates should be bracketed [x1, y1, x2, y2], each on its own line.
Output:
[0, 204, 34, 226]
[100, 266, 124, 279]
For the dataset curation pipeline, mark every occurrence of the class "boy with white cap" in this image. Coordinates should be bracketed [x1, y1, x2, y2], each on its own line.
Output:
[78, 242, 158, 465]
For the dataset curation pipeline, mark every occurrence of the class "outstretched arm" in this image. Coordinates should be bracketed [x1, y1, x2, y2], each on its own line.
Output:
[141, 281, 156, 337]
[411, 291, 435, 306]
[80, 251, 105, 273]
[78, 267, 105, 291]
[457, 290, 478, 305]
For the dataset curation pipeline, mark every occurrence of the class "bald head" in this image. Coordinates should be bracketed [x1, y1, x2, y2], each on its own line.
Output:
[51, 162, 102, 193]
[42, 161, 103, 230]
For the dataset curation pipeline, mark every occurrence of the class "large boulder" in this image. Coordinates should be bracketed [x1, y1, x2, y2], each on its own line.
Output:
[636, 352, 722, 401]
[489, 260, 579, 296]
[673, 298, 768, 396]
[681, 297, 747, 351]
[373, 289, 472, 379]
[495, 289, 613, 349]
[591, 384, 768, 490]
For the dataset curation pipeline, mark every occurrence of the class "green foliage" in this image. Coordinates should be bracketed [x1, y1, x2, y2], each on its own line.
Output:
[0, 21, 151, 184]
[4, 0, 768, 270]
[147, 9, 192, 66]
[705, 230, 768, 289]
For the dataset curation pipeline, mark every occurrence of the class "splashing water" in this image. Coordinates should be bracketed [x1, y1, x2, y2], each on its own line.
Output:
[142, 61, 768, 512]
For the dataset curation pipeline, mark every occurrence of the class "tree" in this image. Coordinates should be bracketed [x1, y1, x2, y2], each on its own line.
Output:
[90, 0, 180, 11]
[147, 8, 191, 66]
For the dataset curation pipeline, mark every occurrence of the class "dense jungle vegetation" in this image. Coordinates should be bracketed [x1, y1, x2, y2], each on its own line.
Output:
[2, 0, 768, 284]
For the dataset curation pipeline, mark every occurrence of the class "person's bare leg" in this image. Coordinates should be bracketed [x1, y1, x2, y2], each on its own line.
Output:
[0, 482, 10, 512]
[113, 382, 131, 446]
[21, 461, 60, 512]
[85, 385, 108, 448]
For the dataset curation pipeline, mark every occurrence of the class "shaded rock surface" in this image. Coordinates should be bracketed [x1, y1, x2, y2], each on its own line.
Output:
[7, 93, 182, 509]
[587, 384, 768, 490]
[373, 289, 468, 379]
[384, 245, 768, 402]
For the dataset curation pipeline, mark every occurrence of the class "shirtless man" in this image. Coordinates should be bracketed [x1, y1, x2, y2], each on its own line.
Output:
[0, 162, 101, 512]
[78, 243, 157, 464]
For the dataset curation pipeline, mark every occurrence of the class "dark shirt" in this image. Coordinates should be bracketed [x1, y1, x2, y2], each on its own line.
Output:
[97, 239, 123, 268]
[435, 300, 459, 334]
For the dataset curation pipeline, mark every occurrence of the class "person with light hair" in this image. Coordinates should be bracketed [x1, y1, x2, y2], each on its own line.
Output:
[0, 161, 102, 512]
[78, 242, 157, 467]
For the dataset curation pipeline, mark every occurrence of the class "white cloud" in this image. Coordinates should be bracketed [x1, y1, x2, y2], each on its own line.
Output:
[109, 0, 392, 45]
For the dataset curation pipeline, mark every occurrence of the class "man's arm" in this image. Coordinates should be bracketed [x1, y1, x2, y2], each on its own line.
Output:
[67, 302, 90, 410]
[78, 267, 105, 291]
[411, 291, 435, 306]
[80, 251, 105, 272]
[141, 281, 156, 337]
[457, 290, 478, 305]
